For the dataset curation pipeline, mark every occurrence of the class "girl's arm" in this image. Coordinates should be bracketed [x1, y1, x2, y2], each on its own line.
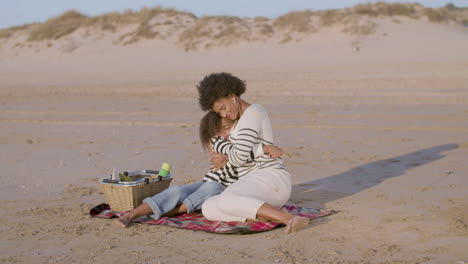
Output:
[210, 138, 263, 169]
[210, 137, 266, 169]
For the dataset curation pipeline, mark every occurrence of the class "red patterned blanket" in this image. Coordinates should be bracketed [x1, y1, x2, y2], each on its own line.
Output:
[90, 204, 335, 234]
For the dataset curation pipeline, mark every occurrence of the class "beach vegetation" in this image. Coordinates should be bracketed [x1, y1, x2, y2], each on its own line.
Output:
[28, 10, 88, 41]
[26, 7, 196, 42]
[423, 7, 456, 22]
[0, 29, 11, 39]
[445, 3, 457, 10]
[254, 16, 269, 23]
[257, 23, 274, 36]
[0, 2, 466, 50]
[178, 17, 215, 50]
[462, 19, 468, 26]
[178, 16, 248, 51]
[273, 10, 316, 33]
[354, 2, 420, 17]
[343, 19, 376, 35]
[443, 3, 468, 10]
[0, 23, 35, 39]
[320, 9, 346, 26]
[352, 2, 420, 17]
[279, 33, 293, 44]
[114, 7, 196, 44]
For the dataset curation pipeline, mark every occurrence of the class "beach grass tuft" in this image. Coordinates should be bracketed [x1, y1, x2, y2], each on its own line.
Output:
[352, 2, 420, 17]
[0, 23, 35, 39]
[178, 16, 249, 51]
[273, 10, 317, 33]
[28, 10, 88, 41]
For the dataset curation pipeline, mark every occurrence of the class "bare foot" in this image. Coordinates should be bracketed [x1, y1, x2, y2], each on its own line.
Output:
[285, 216, 309, 234]
[115, 213, 133, 228]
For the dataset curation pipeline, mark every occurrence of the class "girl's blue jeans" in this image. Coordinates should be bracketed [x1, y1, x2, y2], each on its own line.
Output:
[143, 181, 225, 220]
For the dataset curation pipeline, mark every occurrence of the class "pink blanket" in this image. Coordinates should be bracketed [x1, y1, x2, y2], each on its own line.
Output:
[90, 203, 336, 234]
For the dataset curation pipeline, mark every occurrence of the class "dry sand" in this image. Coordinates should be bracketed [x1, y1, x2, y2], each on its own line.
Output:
[0, 16, 467, 264]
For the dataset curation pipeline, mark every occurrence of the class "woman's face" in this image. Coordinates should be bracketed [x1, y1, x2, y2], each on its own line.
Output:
[212, 95, 238, 121]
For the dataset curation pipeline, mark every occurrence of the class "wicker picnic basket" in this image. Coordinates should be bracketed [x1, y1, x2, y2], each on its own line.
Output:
[100, 170, 172, 212]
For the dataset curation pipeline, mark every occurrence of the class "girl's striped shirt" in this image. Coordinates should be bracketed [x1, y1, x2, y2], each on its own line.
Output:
[203, 160, 238, 187]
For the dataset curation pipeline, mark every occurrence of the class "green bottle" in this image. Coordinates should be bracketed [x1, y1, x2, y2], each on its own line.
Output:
[158, 162, 171, 180]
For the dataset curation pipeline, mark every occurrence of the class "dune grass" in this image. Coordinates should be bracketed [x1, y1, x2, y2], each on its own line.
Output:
[178, 16, 249, 51]
[462, 19, 468, 26]
[423, 7, 457, 22]
[177, 16, 217, 51]
[119, 7, 196, 44]
[350, 2, 467, 24]
[319, 9, 346, 26]
[254, 16, 270, 23]
[343, 19, 377, 35]
[28, 11, 88, 41]
[273, 10, 317, 33]
[0, 30, 10, 39]
[257, 23, 274, 36]
[352, 2, 420, 17]
[1, 2, 466, 51]
[86, 11, 134, 32]
[0, 23, 35, 39]
[25, 7, 195, 43]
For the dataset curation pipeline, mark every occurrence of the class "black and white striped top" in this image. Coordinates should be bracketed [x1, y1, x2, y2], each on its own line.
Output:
[203, 137, 263, 186]
[203, 160, 238, 187]
[211, 104, 285, 177]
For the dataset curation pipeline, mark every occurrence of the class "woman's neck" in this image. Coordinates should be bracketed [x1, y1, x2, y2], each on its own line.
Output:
[237, 99, 250, 120]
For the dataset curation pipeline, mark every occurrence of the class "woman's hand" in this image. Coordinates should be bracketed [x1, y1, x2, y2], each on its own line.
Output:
[210, 153, 228, 171]
[263, 145, 283, 158]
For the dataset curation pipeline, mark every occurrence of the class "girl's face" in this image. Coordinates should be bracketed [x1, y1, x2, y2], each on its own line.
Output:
[217, 118, 234, 139]
[212, 95, 238, 121]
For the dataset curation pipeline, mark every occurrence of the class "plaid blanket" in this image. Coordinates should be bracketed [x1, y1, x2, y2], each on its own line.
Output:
[90, 203, 336, 234]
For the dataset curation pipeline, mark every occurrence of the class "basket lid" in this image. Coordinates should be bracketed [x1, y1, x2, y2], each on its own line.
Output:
[100, 170, 172, 186]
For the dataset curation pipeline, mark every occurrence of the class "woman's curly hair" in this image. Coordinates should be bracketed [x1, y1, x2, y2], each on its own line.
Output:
[197, 72, 246, 111]
[199, 111, 221, 151]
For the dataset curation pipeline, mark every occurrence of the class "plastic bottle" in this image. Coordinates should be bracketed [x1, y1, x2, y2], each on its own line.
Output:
[158, 162, 171, 180]
[111, 168, 120, 181]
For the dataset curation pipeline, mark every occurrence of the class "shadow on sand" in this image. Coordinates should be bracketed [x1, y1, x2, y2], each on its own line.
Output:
[290, 144, 458, 209]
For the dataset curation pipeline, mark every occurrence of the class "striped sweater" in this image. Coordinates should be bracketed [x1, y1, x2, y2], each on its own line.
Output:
[203, 138, 264, 186]
[203, 159, 239, 187]
[211, 104, 285, 177]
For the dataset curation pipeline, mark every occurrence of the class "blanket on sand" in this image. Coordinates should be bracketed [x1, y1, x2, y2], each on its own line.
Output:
[90, 203, 336, 234]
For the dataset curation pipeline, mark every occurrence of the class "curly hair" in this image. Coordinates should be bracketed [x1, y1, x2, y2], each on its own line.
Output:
[199, 111, 222, 151]
[197, 72, 246, 111]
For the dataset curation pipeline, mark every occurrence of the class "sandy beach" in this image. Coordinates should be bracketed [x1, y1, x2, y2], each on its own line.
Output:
[1, 5, 468, 264]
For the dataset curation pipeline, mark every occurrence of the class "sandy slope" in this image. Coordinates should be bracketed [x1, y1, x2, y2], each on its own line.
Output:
[0, 18, 467, 264]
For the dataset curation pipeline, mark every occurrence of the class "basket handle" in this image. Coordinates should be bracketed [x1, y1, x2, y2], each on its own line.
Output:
[135, 177, 150, 186]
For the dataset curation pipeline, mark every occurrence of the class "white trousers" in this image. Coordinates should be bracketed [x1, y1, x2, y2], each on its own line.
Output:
[202, 167, 292, 222]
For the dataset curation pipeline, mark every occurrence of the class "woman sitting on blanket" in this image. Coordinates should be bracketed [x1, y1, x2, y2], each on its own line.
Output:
[198, 72, 309, 234]
[116, 111, 283, 227]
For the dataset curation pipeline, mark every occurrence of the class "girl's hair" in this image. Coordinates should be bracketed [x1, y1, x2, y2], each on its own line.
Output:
[197, 72, 246, 111]
[199, 111, 222, 151]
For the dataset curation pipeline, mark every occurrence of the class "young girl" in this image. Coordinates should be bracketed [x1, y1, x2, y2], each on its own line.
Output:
[116, 111, 283, 227]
